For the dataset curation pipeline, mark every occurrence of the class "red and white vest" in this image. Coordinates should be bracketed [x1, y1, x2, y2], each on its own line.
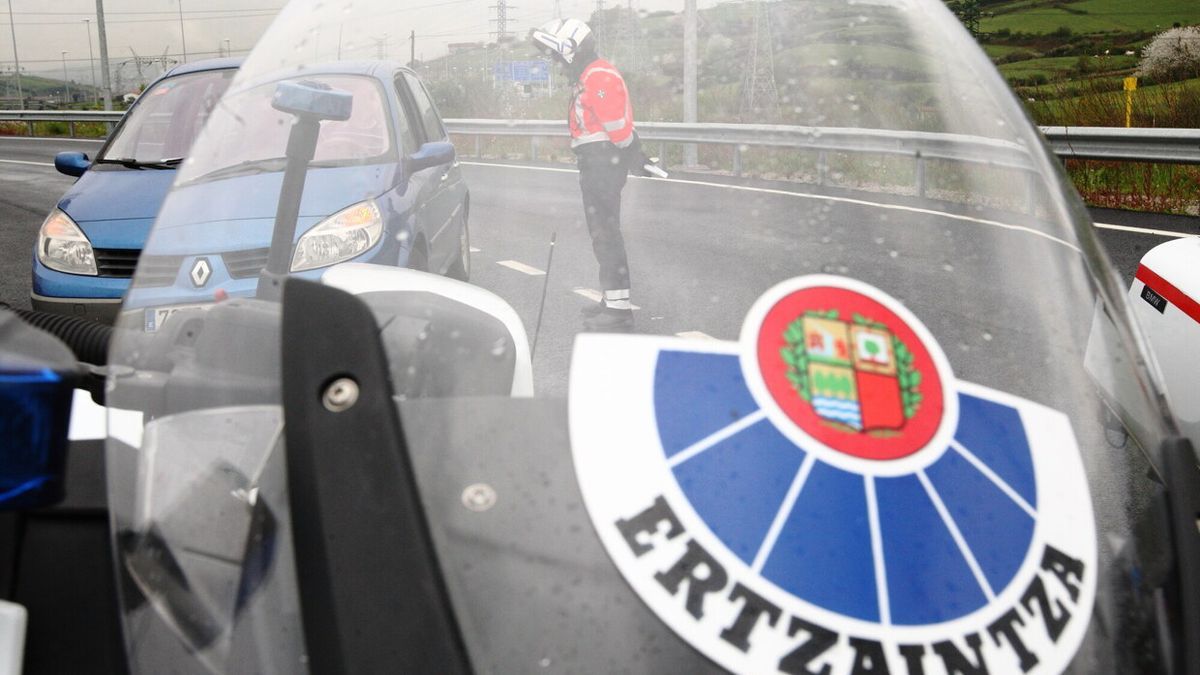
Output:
[569, 58, 635, 149]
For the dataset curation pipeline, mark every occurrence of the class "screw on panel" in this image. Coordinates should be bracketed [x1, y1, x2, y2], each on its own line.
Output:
[461, 483, 497, 512]
[322, 377, 359, 412]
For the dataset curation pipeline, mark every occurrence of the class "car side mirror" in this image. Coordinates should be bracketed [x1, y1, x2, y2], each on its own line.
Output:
[407, 141, 455, 174]
[54, 151, 90, 178]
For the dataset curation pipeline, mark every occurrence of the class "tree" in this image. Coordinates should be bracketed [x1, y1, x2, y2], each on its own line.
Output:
[1138, 26, 1200, 82]
[946, 0, 983, 39]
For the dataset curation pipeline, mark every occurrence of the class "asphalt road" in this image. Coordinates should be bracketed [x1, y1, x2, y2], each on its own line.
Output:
[2, 134, 1197, 401]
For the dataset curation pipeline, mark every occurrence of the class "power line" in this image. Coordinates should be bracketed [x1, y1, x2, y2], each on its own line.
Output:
[0, 13, 277, 27]
[9, 7, 283, 15]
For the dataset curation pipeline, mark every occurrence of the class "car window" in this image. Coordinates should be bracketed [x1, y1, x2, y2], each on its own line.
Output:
[402, 72, 447, 141]
[186, 74, 394, 181]
[101, 69, 234, 162]
[391, 75, 421, 153]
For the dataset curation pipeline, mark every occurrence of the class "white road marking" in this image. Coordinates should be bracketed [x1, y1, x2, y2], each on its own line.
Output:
[0, 136, 104, 143]
[496, 259, 546, 276]
[667, 409, 768, 469]
[951, 439, 1038, 519]
[0, 159, 52, 167]
[865, 476, 891, 626]
[469, 246, 481, 253]
[463, 161, 1198, 245]
[752, 453, 817, 573]
[918, 470, 997, 601]
[573, 287, 641, 310]
[1093, 221, 1194, 238]
[461, 160, 577, 174]
[675, 330, 716, 340]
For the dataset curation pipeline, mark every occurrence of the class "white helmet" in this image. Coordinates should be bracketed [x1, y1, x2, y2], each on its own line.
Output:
[530, 18, 594, 64]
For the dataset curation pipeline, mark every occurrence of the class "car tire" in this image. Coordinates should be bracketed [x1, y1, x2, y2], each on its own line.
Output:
[447, 207, 470, 282]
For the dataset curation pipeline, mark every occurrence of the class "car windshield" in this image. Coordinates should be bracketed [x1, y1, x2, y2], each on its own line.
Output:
[183, 73, 394, 183]
[105, 0, 1188, 673]
[100, 68, 235, 163]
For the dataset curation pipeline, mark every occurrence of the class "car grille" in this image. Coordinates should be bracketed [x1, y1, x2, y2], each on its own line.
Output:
[223, 247, 270, 279]
[93, 248, 139, 278]
[106, 248, 271, 287]
[134, 254, 186, 287]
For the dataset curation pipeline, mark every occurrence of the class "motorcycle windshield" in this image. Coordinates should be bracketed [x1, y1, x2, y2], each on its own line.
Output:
[105, 0, 1188, 673]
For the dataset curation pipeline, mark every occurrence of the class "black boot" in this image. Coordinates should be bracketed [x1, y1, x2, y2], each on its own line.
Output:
[583, 307, 634, 332]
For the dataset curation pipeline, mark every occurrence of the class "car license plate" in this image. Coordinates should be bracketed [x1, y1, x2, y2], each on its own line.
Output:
[144, 303, 209, 332]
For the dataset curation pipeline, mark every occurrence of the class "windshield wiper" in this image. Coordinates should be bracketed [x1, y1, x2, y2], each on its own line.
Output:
[184, 157, 289, 185]
[96, 157, 184, 170]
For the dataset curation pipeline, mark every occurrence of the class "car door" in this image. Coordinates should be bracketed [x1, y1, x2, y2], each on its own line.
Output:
[399, 71, 464, 272]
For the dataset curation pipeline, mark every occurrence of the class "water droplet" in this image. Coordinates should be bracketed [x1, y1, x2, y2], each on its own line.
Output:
[827, 58, 839, 66]
[941, 262, 955, 272]
[888, 250, 899, 259]
[539, 658, 552, 668]
[982, 331, 993, 341]
[490, 339, 507, 358]
[873, 237, 885, 245]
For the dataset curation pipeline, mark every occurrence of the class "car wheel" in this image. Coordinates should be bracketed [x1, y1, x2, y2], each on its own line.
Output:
[447, 208, 470, 282]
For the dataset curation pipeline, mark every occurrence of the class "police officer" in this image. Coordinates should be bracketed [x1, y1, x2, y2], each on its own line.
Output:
[532, 18, 639, 331]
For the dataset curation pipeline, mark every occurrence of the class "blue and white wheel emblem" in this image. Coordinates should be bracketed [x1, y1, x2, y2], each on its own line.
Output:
[569, 276, 1097, 675]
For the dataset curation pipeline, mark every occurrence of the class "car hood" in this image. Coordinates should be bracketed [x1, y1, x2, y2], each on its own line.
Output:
[161, 163, 395, 224]
[59, 167, 179, 223]
[140, 164, 397, 254]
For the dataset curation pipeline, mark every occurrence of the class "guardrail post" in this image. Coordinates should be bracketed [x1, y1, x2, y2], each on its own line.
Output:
[915, 153, 926, 198]
[26, 121, 33, 137]
[733, 144, 743, 177]
[475, 136, 481, 159]
[659, 142, 666, 164]
[531, 136, 538, 162]
[817, 150, 828, 186]
[69, 121, 76, 138]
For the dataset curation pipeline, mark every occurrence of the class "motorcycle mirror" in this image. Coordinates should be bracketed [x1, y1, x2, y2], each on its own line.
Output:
[270, 80, 353, 122]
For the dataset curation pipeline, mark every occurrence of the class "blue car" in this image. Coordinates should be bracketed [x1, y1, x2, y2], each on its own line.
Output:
[32, 59, 470, 326]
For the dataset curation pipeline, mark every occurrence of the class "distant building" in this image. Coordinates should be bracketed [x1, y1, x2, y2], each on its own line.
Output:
[448, 42, 483, 54]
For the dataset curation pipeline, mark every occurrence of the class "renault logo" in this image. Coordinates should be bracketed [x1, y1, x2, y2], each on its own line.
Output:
[190, 257, 212, 288]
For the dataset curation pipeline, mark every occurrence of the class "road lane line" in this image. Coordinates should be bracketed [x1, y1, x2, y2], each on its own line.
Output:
[675, 330, 716, 340]
[497, 259, 546, 276]
[0, 159, 53, 167]
[462, 161, 1091, 250]
[461, 161, 577, 174]
[572, 287, 641, 310]
[0, 137, 104, 142]
[1093, 221, 1194, 238]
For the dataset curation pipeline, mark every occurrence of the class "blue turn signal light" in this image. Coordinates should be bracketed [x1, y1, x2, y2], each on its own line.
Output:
[0, 369, 74, 510]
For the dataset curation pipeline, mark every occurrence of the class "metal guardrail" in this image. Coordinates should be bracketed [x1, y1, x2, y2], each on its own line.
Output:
[3, 109, 1198, 166]
[0, 109, 123, 137]
[1040, 126, 1200, 164]
[443, 119, 1043, 178]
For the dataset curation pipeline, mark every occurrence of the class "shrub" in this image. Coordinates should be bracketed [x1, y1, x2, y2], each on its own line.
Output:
[1137, 26, 1200, 82]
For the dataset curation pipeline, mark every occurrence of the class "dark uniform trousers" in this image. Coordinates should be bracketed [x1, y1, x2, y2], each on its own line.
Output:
[575, 141, 631, 299]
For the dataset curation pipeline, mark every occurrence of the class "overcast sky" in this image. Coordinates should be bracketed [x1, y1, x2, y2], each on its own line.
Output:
[1, 0, 718, 85]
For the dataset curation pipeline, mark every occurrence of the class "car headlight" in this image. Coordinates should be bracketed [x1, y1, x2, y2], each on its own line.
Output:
[290, 200, 383, 272]
[37, 210, 97, 276]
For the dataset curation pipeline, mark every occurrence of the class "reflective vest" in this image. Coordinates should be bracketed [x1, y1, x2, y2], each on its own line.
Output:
[569, 58, 635, 149]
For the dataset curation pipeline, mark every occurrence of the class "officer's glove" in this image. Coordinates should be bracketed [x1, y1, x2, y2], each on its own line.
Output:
[629, 151, 668, 178]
